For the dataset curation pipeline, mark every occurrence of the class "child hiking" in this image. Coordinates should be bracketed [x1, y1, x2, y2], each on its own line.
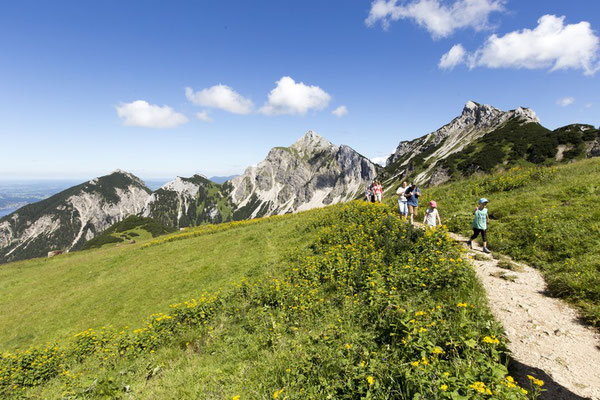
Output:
[364, 184, 372, 202]
[396, 181, 408, 220]
[423, 200, 442, 228]
[467, 198, 491, 254]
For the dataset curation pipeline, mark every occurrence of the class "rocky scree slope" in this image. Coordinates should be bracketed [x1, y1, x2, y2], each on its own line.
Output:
[0, 170, 150, 264]
[142, 131, 380, 227]
[384, 101, 599, 187]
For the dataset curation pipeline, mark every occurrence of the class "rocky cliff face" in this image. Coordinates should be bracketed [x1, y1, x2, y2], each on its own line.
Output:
[142, 131, 379, 227]
[228, 131, 378, 219]
[385, 101, 541, 185]
[0, 170, 150, 264]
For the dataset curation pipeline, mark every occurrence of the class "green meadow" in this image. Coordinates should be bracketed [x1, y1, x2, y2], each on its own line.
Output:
[0, 203, 542, 399]
[0, 213, 313, 351]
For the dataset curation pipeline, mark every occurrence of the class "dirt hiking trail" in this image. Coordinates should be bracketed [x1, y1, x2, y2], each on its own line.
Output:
[446, 230, 600, 399]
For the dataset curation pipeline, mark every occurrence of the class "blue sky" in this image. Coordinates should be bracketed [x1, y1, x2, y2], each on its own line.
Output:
[0, 0, 598, 180]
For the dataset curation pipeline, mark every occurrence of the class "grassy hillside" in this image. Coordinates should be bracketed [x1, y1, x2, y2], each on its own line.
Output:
[407, 158, 600, 327]
[0, 213, 312, 351]
[80, 215, 176, 250]
[0, 202, 539, 399]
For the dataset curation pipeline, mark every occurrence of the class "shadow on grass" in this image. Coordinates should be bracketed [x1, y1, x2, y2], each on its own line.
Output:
[509, 358, 591, 400]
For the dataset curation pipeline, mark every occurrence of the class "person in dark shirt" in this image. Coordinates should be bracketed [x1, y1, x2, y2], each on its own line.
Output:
[404, 183, 421, 224]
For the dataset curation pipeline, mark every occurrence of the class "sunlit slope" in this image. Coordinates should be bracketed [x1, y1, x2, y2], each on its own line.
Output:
[8, 202, 533, 400]
[0, 213, 315, 350]
[407, 158, 600, 326]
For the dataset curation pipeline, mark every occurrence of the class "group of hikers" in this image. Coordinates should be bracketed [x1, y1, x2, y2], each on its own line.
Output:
[364, 179, 491, 254]
[364, 180, 384, 203]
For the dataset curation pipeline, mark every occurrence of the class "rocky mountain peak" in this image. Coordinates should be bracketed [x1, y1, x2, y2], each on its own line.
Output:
[385, 101, 545, 184]
[512, 106, 540, 124]
[291, 130, 335, 153]
[0, 171, 151, 264]
[103, 169, 146, 188]
[458, 101, 503, 125]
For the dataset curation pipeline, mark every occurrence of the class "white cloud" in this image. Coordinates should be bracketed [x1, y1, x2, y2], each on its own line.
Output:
[260, 76, 332, 115]
[466, 15, 600, 75]
[585, 103, 593, 109]
[370, 155, 389, 166]
[185, 85, 254, 115]
[439, 44, 467, 69]
[557, 97, 575, 107]
[365, 0, 505, 38]
[116, 100, 188, 128]
[332, 105, 348, 117]
[196, 110, 212, 122]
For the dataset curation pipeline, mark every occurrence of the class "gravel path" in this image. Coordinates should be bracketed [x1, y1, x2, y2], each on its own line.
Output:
[448, 232, 600, 400]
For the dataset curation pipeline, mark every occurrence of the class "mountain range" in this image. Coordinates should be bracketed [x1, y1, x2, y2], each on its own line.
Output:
[1, 101, 598, 264]
[0, 131, 378, 263]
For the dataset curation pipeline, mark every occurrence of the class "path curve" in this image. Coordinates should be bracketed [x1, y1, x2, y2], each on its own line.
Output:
[447, 231, 600, 400]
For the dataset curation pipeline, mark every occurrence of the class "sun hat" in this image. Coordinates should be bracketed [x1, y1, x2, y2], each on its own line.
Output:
[430, 200, 437, 207]
[479, 198, 489, 204]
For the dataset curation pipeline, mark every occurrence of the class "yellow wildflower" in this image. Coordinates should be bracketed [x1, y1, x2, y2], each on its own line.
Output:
[367, 376, 375, 386]
[483, 336, 500, 344]
[527, 375, 544, 387]
[470, 381, 486, 393]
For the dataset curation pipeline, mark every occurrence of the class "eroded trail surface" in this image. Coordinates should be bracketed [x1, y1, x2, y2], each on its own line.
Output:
[447, 232, 600, 400]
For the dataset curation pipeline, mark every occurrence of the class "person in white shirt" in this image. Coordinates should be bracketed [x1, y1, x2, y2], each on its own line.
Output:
[423, 200, 442, 228]
[396, 181, 409, 221]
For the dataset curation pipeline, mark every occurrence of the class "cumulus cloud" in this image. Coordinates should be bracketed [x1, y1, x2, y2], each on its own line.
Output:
[332, 105, 348, 117]
[196, 110, 212, 122]
[185, 85, 254, 115]
[465, 15, 600, 75]
[260, 76, 332, 115]
[116, 100, 188, 128]
[439, 44, 467, 69]
[370, 155, 390, 166]
[557, 97, 575, 107]
[365, 0, 505, 38]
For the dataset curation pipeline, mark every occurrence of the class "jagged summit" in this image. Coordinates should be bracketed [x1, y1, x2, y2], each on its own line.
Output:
[290, 130, 334, 153]
[384, 101, 545, 185]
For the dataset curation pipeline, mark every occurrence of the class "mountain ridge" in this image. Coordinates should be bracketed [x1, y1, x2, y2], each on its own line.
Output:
[383, 101, 598, 187]
[0, 171, 151, 264]
[143, 130, 379, 226]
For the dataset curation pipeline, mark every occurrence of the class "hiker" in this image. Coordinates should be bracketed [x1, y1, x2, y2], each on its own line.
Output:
[364, 184, 372, 202]
[396, 181, 409, 220]
[404, 182, 421, 224]
[372, 180, 383, 203]
[467, 198, 491, 254]
[423, 200, 442, 228]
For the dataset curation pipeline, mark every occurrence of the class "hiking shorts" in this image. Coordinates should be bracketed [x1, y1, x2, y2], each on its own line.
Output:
[471, 228, 487, 242]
